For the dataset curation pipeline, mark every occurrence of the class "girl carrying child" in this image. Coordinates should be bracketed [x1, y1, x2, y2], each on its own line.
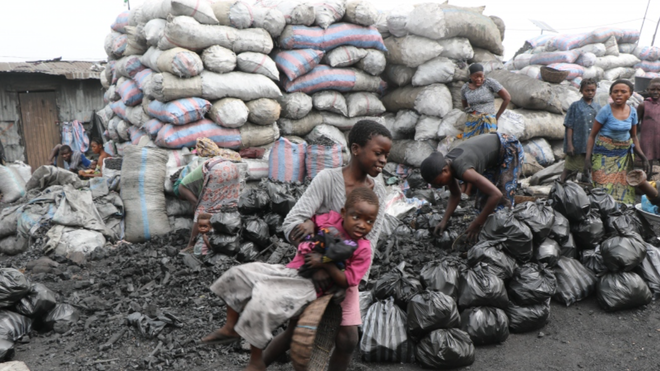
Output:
[201, 187, 380, 371]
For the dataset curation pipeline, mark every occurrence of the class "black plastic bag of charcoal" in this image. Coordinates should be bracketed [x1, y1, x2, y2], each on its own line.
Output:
[513, 201, 555, 245]
[552, 257, 597, 306]
[415, 328, 475, 369]
[479, 210, 533, 262]
[589, 188, 619, 218]
[601, 232, 647, 272]
[0, 269, 29, 308]
[0, 338, 14, 361]
[210, 209, 241, 235]
[263, 213, 283, 235]
[406, 170, 427, 190]
[360, 297, 415, 363]
[238, 188, 270, 214]
[549, 180, 591, 223]
[243, 216, 270, 248]
[506, 298, 550, 333]
[236, 242, 260, 262]
[420, 257, 465, 299]
[458, 263, 508, 309]
[0, 310, 32, 342]
[548, 210, 570, 245]
[407, 291, 460, 340]
[508, 263, 557, 305]
[580, 247, 607, 275]
[467, 240, 517, 281]
[209, 234, 241, 255]
[44, 304, 79, 333]
[597, 272, 652, 312]
[265, 182, 297, 216]
[635, 244, 660, 298]
[373, 265, 422, 308]
[570, 210, 605, 250]
[605, 205, 656, 241]
[535, 238, 561, 267]
[15, 283, 57, 318]
[561, 233, 577, 259]
[460, 307, 510, 345]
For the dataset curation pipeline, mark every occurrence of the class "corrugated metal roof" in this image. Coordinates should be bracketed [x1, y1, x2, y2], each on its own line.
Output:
[0, 60, 105, 80]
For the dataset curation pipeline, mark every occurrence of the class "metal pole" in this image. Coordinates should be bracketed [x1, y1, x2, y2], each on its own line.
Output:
[653, 17, 660, 46]
[640, 0, 651, 38]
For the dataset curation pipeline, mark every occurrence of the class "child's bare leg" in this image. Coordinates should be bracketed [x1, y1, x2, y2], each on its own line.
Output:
[201, 307, 240, 342]
[263, 317, 298, 366]
[560, 168, 569, 182]
[328, 326, 359, 371]
[245, 346, 266, 371]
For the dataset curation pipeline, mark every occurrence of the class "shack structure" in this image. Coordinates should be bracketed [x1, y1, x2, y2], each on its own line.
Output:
[0, 60, 105, 168]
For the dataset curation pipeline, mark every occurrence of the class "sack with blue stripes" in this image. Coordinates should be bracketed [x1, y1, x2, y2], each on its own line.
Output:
[121, 147, 171, 242]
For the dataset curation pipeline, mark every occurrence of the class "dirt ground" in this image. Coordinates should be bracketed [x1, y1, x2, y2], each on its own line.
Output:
[4, 238, 660, 371]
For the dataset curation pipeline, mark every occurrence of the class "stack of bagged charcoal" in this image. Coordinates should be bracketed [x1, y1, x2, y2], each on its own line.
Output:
[355, 180, 660, 368]
[0, 267, 78, 362]
[269, 0, 389, 182]
[375, 3, 506, 170]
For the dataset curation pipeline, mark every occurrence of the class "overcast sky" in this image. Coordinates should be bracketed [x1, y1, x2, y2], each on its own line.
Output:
[1, 0, 659, 62]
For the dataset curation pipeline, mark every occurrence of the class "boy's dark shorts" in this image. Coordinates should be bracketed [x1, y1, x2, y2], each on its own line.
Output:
[565, 154, 586, 172]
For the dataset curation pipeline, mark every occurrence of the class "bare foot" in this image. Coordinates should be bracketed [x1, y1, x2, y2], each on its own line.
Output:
[200, 328, 240, 344]
[179, 245, 194, 254]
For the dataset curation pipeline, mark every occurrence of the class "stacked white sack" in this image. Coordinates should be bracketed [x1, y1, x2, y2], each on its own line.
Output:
[377, 3, 506, 168]
[270, 0, 390, 181]
[506, 28, 642, 87]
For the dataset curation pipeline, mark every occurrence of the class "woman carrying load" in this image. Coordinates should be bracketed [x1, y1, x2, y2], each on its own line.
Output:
[461, 63, 511, 139]
[177, 138, 242, 253]
[420, 132, 524, 242]
[584, 79, 650, 204]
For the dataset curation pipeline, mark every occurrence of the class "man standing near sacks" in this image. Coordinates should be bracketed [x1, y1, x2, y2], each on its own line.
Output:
[560, 78, 600, 182]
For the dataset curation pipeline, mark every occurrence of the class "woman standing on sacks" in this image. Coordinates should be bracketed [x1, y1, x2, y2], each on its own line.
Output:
[461, 63, 511, 139]
[261, 120, 392, 371]
[584, 80, 651, 204]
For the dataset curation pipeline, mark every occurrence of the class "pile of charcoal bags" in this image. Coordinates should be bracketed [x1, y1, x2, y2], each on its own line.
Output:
[0, 268, 78, 361]
[357, 180, 660, 367]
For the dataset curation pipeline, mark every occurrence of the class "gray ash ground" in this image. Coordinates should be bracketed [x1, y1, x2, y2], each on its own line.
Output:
[3, 190, 660, 371]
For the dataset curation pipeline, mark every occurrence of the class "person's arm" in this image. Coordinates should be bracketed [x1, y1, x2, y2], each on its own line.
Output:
[178, 184, 198, 208]
[282, 171, 330, 244]
[435, 177, 462, 235]
[462, 99, 468, 109]
[566, 128, 575, 156]
[363, 180, 387, 249]
[202, 233, 211, 248]
[637, 103, 645, 134]
[461, 168, 503, 241]
[495, 88, 511, 120]
[631, 121, 651, 175]
[584, 120, 603, 175]
[49, 144, 61, 165]
[80, 153, 92, 168]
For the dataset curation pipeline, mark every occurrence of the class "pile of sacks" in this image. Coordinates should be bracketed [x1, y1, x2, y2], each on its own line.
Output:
[508, 28, 643, 86]
[0, 268, 79, 361]
[374, 3, 506, 168]
[99, 0, 394, 185]
[356, 181, 660, 367]
[0, 164, 124, 256]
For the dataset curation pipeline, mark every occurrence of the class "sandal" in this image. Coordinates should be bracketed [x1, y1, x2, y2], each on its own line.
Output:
[199, 330, 241, 346]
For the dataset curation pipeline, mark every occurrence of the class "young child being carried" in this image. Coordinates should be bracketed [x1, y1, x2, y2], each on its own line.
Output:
[561, 78, 601, 182]
[200, 187, 379, 371]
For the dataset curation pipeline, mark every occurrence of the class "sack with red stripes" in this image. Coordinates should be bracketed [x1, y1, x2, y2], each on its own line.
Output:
[268, 137, 307, 182]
